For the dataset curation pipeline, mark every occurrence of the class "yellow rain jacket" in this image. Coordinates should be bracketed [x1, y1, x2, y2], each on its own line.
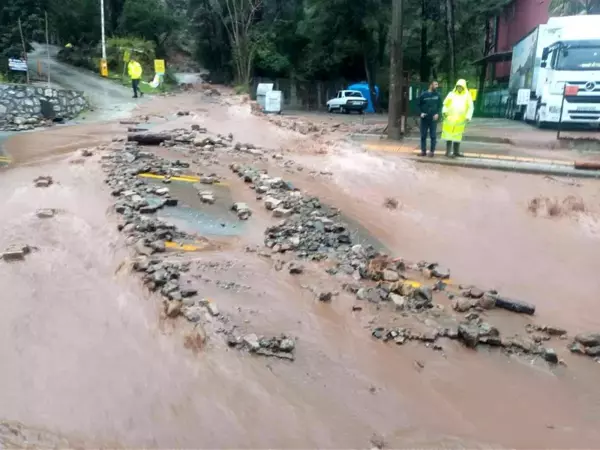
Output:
[127, 60, 143, 80]
[442, 79, 474, 142]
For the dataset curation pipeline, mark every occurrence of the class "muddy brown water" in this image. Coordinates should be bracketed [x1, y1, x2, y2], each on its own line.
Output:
[1, 94, 600, 447]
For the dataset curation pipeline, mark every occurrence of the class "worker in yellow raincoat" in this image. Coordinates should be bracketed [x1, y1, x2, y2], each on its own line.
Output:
[442, 79, 473, 157]
[127, 58, 144, 99]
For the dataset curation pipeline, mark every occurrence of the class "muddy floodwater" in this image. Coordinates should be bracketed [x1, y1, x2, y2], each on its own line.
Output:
[2, 93, 600, 448]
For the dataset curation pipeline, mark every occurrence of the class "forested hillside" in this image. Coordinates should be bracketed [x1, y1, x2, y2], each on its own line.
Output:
[2, 0, 599, 87]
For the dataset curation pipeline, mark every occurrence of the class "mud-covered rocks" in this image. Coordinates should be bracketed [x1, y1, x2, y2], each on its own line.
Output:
[34, 176, 53, 188]
[1, 244, 31, 262]
[36, 208, 56, 219]
[571, 332, 600, 358]
[234, 205, 252, 221]
[230, 333, 296, 361]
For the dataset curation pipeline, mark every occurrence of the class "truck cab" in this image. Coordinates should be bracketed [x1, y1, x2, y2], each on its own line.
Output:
[529, 39, 600, 126]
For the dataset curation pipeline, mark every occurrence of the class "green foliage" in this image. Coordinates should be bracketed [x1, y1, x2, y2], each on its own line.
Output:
[119, 0, 180, 55]
[234, 84, 249, 95]
[107, 36, 156, 72]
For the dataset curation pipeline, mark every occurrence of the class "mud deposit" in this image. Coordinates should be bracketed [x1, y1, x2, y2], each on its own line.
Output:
[1, 91, 600, 448]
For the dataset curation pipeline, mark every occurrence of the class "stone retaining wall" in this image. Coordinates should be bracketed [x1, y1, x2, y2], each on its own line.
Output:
[0, 84, 88, 131]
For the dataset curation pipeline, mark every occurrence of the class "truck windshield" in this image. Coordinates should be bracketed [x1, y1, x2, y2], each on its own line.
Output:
[556, 47, 600, 70]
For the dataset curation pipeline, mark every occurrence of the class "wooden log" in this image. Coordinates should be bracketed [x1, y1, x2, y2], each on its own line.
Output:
[494, 296, 535, 315]
[127, 133, 172, 145]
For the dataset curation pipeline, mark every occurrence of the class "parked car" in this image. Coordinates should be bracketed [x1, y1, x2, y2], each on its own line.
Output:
[327, 90, 368, 114]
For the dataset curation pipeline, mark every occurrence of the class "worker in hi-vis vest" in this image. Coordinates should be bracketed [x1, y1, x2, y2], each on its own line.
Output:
[127, 58, 144, 99]
[441, 79, 473, 158]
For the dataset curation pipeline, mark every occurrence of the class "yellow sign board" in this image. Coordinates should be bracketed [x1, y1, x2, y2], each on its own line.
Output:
[100, 59, 108, 77]
[154, 59, 165, 74]
[123, 50, 131, 62]
[469, 88, 478, 101]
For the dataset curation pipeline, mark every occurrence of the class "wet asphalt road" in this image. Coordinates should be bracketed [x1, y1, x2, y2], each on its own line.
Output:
[27, 43, 141, 122]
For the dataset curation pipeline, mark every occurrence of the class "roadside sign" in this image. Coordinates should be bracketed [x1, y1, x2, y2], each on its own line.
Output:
[8, 58, 28, 72]
[123, 50, 131, 62]
[154, 59, 165, 74]
[100, 58, 108, 77]
[517, 88, 531, 106]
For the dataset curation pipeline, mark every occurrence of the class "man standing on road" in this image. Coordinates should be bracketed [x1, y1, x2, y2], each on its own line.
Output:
[418, 81, 442, 157]
[127, 58, 144, 99]
[442, 79, 473, 157]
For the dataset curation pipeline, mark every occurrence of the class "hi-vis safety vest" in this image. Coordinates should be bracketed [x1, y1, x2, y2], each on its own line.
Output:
[442, 79, 474, 142]
[128, 61, 143, 80]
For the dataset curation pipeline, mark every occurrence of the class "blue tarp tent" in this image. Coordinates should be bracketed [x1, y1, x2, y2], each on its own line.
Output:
[347, 82, 379, 113]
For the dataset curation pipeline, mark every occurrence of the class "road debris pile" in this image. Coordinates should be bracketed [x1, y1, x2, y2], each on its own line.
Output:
[227, 332, 296, 361]
[226, 161, 591, 365]
[528, 195, 586, 218]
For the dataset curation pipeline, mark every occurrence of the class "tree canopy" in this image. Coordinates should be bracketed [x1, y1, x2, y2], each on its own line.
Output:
[1, 0, 597, 88]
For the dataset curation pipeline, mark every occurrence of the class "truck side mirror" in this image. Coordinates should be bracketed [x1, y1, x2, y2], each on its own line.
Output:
[541, 61, 547, 68]
[542, 48, 549, 60]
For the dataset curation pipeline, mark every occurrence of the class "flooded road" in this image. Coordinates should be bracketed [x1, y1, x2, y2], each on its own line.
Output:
[2, 92, 600, 447]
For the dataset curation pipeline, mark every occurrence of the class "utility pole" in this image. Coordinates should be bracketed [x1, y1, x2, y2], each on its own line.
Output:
[18, 18, 30, 84]
[45, 11, 51, 85]
[100, 0, 107, 60]
[387, 0, 404, 140]
[99, 0, 108, 76]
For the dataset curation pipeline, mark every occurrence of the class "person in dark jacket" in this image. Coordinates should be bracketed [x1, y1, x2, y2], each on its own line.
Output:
[418, 80, 442, 157]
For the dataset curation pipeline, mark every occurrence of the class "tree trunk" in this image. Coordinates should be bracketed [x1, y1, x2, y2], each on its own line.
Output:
[387, 0, 404, 140]
[445, 0, 456, 86]
[420, 0, 430, 82]
[476, 18, 491, 114]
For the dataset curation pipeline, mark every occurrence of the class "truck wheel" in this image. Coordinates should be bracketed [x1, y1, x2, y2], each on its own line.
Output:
[341, 107, 349, 114]
[535, 109, 547, 129]
[327, 106, 333, 113]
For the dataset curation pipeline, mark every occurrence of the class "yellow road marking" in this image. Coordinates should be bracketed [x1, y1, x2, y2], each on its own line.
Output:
[363, 143, 573, 167]
[138, 173, 228, 186]
[165, 241, 204, 251]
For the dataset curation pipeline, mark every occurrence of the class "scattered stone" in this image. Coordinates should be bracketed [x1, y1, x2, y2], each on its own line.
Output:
[273, 207, 293, 218]
[206, 302, 220, 316]
[317, 291, 332, 302]
[36, 208, 55, 219]
[431, 265, 450, 279]
[543, 348, 559, 364]
[165, 300, 182, 318]
[200, 191, 216, 204]
[382, 269, 400, 282]
[264, 196, 282, 210]
[458, 322, 480, 348]
[81, 148, 93, 157]
[34, 176, 53, 188]
[478, 292, 497, 310]
[243, 333, 261, 351]
[383, 197, 399, 210]
[288, 261, 304, 275]
[574, 332, 600, 347]
[452, 297, 473, 313]
[389, 293, 405, 310]
[1, 245, 29, 262]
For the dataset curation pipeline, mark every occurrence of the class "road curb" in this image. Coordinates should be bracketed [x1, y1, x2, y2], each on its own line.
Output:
[411, 156, 600, 179]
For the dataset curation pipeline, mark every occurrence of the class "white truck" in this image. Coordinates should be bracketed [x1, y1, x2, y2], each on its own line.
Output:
[505, 15, 600, 127]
